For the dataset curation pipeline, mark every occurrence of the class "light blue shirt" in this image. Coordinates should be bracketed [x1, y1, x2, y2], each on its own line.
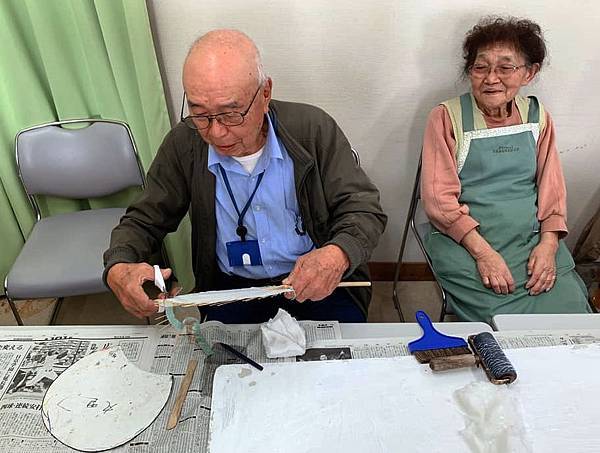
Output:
[208, 116, 314, 279]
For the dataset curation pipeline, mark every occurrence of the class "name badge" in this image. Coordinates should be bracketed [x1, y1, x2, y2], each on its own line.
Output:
[226, 240, 263, 266]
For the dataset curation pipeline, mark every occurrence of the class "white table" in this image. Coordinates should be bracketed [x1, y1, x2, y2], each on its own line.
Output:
[340, 321, 492, 338]
[492, 313, 600, 331]
[0, 321, 492, 338]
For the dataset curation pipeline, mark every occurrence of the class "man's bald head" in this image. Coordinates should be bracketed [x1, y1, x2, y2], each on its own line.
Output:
[183, 29, 267, 92]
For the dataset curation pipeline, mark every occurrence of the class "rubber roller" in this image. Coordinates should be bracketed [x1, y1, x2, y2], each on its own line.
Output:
[429, 332, 517, 385]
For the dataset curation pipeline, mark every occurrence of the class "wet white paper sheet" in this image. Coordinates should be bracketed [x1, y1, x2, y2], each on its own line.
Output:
[209, 344, 600, 453]
[41, 347, 172, 452]
[159, 286, 294, 308]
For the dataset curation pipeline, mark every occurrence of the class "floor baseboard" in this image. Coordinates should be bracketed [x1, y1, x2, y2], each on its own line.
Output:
[368, 262, 434, 282]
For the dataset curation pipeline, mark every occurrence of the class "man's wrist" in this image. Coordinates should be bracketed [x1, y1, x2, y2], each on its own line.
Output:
[324, 244, 350, 272]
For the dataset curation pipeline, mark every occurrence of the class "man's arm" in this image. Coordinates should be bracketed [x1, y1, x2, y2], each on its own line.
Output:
[316, 110, 387, 276]
[103, 128, 192, 316]
[284, 107, 387, 301]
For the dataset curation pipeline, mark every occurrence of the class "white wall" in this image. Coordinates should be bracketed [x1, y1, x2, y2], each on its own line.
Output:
[147, 0, 600, 262]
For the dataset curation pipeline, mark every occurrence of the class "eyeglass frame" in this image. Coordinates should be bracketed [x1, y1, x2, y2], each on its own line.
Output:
[469, 63, 529, 78]
[180, 84, 263, 130]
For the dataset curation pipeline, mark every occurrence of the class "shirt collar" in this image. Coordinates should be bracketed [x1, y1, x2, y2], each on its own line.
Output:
[208, 115, 283, 175]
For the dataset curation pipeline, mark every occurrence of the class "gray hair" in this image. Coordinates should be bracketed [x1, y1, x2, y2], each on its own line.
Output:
[188, 29, 268, 86]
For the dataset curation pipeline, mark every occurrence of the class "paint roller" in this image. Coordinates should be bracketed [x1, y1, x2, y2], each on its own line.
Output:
[408, 311, 517, 385]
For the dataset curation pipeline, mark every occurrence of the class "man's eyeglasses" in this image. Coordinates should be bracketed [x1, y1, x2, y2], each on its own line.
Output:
[470, 63, 528, 78]
[181, 85, 262, 130]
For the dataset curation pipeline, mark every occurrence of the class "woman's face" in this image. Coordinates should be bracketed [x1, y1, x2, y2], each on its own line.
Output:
[469, 44, 539, 115]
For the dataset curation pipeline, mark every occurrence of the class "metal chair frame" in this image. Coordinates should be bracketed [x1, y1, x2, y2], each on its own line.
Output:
[4, 118, 149, 325]
[392, 153, 449, 322]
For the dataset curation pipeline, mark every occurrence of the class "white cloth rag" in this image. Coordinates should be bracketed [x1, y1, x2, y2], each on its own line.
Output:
[261, 308, 306, 358]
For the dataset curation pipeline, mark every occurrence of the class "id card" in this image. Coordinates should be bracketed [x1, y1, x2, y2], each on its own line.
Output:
[226, 240, 263, 266]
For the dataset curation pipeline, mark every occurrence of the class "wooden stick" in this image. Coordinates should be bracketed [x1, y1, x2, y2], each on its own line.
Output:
[154, 281, 373, 309]
[337, 281, 371, 288]
[166, 359, 198, 430]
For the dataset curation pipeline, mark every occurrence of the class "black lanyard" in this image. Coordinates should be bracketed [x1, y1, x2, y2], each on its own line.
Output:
[218, 164, 265, 241]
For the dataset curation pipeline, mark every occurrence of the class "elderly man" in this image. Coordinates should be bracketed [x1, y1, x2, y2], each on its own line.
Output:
[103, 30, 386, 323]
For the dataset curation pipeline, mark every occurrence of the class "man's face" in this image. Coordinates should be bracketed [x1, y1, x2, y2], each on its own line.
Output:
[184, 77, 272, 157]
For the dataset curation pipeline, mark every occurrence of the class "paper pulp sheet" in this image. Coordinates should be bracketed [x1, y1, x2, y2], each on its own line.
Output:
[209, 344, 600, 453]
[41, 347, 172, 452]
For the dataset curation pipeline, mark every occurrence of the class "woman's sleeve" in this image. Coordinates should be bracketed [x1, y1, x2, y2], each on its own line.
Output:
[420, 105, 479, 243]
[536, 110, 569, 237]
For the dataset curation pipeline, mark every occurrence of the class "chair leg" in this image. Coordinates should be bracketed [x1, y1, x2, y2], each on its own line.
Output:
[5, 296, 24, 326]
[49, 297, 64, 325]
[590, 284, 600, 313]
[391, 273, 406, 323]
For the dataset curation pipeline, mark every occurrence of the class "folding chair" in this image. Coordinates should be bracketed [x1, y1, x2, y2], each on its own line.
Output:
[392, 153, 450, 322]
[4, 119, 146, 325]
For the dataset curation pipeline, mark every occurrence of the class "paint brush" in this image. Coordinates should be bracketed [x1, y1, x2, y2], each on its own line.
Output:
[215, 342, 263, 371]
[408, 311, 471, 363]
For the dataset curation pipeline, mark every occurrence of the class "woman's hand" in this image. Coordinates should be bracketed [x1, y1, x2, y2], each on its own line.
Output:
[461, 229, 515, 294]
[526, 232, 559, 295]
[475, 249, 516, 294]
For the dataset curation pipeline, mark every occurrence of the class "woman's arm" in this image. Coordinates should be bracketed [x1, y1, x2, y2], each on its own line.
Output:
[421, 105, 514, 294]
[536, 111, 568, 236]
[421, 105, 479, 243]
[526, 110, 566, 294]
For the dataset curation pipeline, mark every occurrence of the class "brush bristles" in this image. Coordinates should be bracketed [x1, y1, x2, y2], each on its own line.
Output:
[412, 346, 472, 364]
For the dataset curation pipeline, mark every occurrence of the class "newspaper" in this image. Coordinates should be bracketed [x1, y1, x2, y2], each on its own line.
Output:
[293, 330, 600, 361]
[0, 326, 157, 452]
[495, 330, 600, 349]
[0, 321, 340, 453]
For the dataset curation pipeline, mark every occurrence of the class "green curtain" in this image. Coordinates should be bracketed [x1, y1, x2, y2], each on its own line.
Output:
[0, 0, 193, 294]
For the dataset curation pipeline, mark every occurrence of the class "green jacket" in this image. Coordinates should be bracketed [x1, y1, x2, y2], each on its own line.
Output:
[103, 100, 387, 314]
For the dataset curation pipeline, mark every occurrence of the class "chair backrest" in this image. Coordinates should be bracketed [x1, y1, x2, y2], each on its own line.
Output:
[16, 119, 145, 200]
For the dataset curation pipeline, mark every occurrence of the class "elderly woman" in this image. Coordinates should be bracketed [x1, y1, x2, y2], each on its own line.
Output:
[421, 17, 592, 322]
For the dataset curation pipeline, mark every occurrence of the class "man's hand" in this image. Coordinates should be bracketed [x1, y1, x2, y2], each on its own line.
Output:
[282, 245, 350, 302]
[526, 232, 559, 296]
[106, 263, 172, 318]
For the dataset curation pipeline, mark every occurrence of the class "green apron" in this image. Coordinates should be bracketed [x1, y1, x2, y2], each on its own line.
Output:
[424, 93, 591, 323]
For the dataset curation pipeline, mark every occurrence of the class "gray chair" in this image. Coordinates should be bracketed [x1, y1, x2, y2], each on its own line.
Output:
[392, 153, 451, 322]
[4, 119, 146, 325]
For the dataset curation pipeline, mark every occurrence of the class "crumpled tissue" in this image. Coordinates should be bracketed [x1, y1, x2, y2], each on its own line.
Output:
[260, 308, 306, 358]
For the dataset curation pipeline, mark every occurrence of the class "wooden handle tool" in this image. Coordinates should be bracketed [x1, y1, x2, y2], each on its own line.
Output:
[429, 353, 477, 371]
[336, 281, 371, 287]
[166, 359, 198, 430]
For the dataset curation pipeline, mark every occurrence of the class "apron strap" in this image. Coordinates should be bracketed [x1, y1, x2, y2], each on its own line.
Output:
[527, 96, 540, 123]
[459, 93, 475, 132]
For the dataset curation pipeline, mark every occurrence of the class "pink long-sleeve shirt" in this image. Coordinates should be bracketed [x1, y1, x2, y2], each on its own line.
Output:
[421, 103, 568, 244]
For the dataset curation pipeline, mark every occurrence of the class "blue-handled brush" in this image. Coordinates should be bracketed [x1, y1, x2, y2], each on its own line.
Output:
[408, 311, 471, 363]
